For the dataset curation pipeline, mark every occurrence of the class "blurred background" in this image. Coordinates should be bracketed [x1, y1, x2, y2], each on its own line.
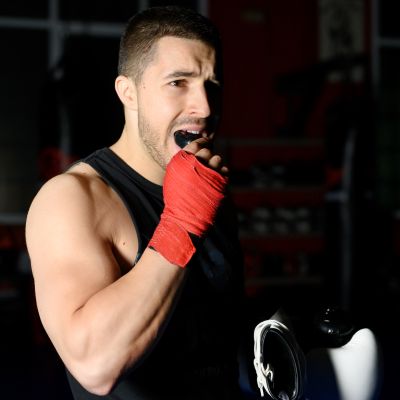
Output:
[0, 0, 398, 398]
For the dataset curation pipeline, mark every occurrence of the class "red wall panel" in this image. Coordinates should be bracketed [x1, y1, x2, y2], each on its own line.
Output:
[209, 0, 319, 139]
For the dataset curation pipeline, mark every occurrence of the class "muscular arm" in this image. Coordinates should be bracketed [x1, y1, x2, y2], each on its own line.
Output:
[26, 171, 186, 395]
[26, 140, 227, 396]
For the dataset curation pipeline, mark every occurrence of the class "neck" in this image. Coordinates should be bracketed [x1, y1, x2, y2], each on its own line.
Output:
[110, 126, 165, 186]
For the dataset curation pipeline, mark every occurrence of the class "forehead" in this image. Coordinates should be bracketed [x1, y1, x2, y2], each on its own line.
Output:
[146, 36, 216, 78]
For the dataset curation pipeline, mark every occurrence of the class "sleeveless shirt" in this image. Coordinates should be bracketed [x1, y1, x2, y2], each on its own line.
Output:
[65, 148, 245, 399]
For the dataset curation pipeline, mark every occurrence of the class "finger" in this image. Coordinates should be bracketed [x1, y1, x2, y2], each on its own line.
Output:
[207, 154, 222, 169]
[182, 140, 228, 175]
[183, 137, 210, 154]
[210, 156, 229, 176]
[220, 165, 229, 176]
[198, 153, 229, 176]
[195, 147, 213, 163]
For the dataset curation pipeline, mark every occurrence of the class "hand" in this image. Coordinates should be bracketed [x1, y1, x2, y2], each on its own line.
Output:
[149, 147, 228, 267]
[183, 137, 229, 176]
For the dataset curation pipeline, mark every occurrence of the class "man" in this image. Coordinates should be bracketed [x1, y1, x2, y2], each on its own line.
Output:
[26, 5, 245, 400]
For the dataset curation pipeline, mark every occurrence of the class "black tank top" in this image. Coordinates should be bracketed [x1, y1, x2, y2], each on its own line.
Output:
[66, 148, 244, 399]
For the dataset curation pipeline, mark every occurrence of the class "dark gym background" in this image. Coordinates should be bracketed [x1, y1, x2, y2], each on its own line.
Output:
[0, 0, 398, 398]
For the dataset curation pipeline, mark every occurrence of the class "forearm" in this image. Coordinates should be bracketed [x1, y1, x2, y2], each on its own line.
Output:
[55, 249, 186, 395]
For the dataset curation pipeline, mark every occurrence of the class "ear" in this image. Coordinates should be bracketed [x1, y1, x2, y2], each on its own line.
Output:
[115, 75, 138, 110]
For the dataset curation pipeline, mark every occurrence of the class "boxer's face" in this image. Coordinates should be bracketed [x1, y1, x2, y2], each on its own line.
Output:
[135, 36, 220, 170]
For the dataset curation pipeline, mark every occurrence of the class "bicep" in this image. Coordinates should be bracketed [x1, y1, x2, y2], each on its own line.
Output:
[26, 178, 121, 344]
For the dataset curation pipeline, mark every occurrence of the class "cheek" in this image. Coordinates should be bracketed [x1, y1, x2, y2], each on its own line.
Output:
[140, 87, 183, 132]
[156, 100, 183, 133]
[159, 92, 182, 115]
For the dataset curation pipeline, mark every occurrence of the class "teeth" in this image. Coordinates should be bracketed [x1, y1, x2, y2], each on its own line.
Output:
[186, 130, 200, 134]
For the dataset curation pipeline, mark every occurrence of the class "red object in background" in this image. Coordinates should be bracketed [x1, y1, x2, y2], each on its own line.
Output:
[209, 0, 318, 139]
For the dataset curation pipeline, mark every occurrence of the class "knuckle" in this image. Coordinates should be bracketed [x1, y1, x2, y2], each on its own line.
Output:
[196, 148, 212, 159]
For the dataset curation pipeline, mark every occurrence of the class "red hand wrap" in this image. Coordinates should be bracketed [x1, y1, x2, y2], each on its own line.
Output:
[149, 150, 228, 268]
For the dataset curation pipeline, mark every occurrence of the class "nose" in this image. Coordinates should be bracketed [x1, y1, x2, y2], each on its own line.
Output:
[187, 85, 211, 118]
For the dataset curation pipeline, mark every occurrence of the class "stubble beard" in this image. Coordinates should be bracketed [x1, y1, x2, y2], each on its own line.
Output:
[137, 111, 169, 171]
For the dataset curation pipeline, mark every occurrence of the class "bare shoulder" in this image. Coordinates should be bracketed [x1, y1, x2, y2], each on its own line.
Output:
[27, 162, 109, 243]
[26, 161, 125, 282]
[29, 162, 107, 210]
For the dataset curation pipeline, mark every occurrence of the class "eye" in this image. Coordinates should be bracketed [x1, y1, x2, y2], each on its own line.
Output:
[169, 79, 186, 87]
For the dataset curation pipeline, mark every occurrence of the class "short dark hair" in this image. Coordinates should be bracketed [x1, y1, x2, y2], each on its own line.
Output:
[118, 6, 222, 83]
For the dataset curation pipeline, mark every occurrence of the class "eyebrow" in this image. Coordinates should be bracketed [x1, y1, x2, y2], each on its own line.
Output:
[163, 70, 221, 86]
[163, 70, 198, 80]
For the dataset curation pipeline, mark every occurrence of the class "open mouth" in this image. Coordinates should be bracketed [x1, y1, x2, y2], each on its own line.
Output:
[174, 130, 202, 148]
